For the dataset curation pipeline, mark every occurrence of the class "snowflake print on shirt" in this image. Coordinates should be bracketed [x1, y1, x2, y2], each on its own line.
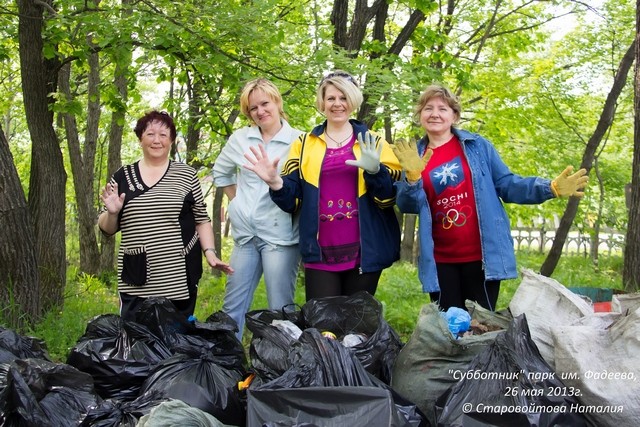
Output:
[430, 157, 463, 195]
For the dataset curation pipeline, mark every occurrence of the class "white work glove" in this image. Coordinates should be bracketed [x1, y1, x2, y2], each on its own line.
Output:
[345, 131, 382, 174]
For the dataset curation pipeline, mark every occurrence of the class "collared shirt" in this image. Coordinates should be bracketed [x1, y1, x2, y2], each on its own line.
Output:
[213, 120, 303, 246]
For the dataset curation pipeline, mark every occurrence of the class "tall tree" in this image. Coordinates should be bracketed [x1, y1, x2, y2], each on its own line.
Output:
[0, 122, 41, 328]
[60, 46, 101, 275]
[99, 52, 129, 273]
[17, 0, 66, 311]
[95, 0, 134, 273]
[623, 3, 640, 291]
[540, 39, 636, 277]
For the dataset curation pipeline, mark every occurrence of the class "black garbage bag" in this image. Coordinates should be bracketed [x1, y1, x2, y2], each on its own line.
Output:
[80, 389, 167, 427]
[257, 328, 372, 389]
[204, 310, 242, 334]
[66, 314, 172, 401]
[0, 327, 51, 363]
[0, 358, 100, 427]
[301, 291, 402, 384]
[435, 314, 588, 427]
[172, 315, 248, 372]
[250, 329, 425, 427]
[249, 386, 414, 427]
[0, 362, 9, 395]
[133, 297, 193, 345]
[245, 308, 303, 382]
[135, 298, 247, 371]
[139, 352, 246, 427]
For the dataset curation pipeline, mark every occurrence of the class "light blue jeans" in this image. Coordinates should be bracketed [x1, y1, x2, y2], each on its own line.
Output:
[222, 237, 300, 340]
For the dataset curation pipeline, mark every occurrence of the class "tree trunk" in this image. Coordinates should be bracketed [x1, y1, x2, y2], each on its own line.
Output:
[100, 0, 132, 274]
[589, 158, 604, 265]
[0, 124, 41, 328]
[99, 95, 125, 274]
[186, 74, 204, 165]
[211, 186, 225, 277]
[400, 214, 417, 263]
[60, 56, 101, 275]
[623, 16, 640, 292]
[540, 39, 637, 277]
[18, 0, 66, 311]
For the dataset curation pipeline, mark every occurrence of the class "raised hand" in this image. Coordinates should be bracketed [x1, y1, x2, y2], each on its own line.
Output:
[345, 131, 382, 174]
[243, 144, 283, 190]
[101, 182, 125, 214]
[390, 139, 433, 182]
[551, 166, 589, 198]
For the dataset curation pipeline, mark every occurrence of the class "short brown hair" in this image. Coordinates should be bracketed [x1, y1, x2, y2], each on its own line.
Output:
[134, 110, 177, 142]
[413, 84, 462, 125]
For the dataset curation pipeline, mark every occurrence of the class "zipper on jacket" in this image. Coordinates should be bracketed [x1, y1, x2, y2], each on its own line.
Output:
[315, 137, 327, 261]
[354, 135, 365, 275]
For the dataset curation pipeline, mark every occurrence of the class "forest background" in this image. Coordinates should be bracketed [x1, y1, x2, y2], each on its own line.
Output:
[0, 0, 639, 340]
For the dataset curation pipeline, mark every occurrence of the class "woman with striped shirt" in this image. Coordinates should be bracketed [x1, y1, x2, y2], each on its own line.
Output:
[98, 110, 233, 321]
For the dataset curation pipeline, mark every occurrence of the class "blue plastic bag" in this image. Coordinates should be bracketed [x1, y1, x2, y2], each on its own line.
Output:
[441, 307, 471, 338]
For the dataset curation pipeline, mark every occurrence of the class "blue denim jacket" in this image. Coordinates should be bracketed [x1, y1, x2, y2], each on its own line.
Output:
[394, 128, 555, 293]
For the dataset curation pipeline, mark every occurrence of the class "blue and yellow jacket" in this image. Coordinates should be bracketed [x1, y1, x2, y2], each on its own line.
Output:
[269, 120, 402, 273]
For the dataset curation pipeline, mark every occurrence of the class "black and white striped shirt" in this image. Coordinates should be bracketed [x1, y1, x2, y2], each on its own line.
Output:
[108, 160, 210, 300]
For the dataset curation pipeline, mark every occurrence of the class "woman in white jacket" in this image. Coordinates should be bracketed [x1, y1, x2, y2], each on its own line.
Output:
[213, 78, 302, 339]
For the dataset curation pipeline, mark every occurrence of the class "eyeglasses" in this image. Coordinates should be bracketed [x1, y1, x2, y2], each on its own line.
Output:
[320, 72, 358, 86]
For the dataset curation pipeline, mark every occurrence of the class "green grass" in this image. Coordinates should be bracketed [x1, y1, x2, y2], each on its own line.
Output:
[21, 249, 624, 362]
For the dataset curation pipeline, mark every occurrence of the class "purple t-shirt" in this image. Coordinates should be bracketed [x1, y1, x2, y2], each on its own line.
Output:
[305, 136, 360, 271]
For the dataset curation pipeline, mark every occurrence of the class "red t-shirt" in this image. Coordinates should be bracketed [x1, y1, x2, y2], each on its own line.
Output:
[422, 136, 482, 262]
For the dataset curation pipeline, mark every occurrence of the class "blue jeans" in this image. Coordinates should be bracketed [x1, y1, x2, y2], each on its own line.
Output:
[222, 237, 300, 339]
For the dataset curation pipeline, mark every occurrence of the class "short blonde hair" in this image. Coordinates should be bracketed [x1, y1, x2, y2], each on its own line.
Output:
[239, 78, 286, 124]
[315, 70, 363, 113]
[413, 84, 462, 125]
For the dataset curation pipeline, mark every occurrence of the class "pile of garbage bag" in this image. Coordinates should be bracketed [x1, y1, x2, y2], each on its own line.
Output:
[1, 269, 637, 427]
[244, 292, 424, 427]
[0, 297, 248, 426]
[0, 292, 420, 426]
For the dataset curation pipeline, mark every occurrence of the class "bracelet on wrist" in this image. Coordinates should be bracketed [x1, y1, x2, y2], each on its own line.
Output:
[203, 247, 217, 256]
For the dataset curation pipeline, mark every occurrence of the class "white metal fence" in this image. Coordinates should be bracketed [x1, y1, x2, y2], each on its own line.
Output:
[511, 226, 625, 256]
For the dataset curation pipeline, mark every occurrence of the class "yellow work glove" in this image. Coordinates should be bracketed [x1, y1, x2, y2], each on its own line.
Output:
[391, 139, 433, 182]
[551, 166, 589, 198]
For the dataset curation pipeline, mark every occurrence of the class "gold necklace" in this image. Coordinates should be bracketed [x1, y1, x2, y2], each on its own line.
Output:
[325, 130, 353, 147]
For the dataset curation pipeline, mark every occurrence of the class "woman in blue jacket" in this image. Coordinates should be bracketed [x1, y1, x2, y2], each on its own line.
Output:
[393, 84, 588, 311]
[244, 71, 402, 301]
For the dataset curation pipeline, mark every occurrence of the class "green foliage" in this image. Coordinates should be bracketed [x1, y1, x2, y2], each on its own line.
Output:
[2, 0, 635, 344]
[376, 262, 427, 340]
[4, 0, 634, 232]
[26, 269, 119, 362]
